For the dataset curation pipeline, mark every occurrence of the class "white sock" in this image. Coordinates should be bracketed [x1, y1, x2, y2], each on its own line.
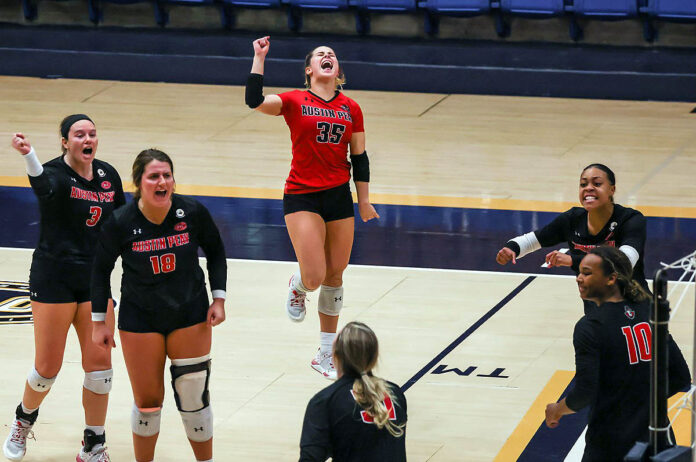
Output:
[20, 403, 37, 415]
[197, 459, 213, 462]
[86, 425, 105, 436]
[320, 332, 336, 355]
[292, 270, 309, 293]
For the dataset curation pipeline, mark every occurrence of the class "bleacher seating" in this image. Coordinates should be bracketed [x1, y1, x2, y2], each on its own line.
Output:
[495, 0, 565, 36]
[155, 0, 227, 27]
[642, 0, 696, 20]
[350, 0, 418, 34]
[86, 0, 157, 24]
[285, 0, 350, 31]
[499, 0, 564, 16]
[14, 0, 696, 39]
[568, 0, 638, 40]
[220, 0, 282, 29]
[417, 0, 492, 35]
[640, 0, 696, 41]
[22, 0, 88, 20]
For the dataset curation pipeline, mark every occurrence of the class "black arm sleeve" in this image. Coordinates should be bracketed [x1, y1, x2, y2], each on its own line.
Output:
[196, 203, 227, 293]
[534, 212, 571, 248]
[91, 216, 121, 315]
[566, 318, 600, 411]
[350, 151, 370, 183]
[502, 211, 570, 258]
[245, 73, 265, 109]
[299, 394, 331, 462]
[616, 212, 646, 253]
[504, 241, 521, 256]
[28, 170, 56, 199]
[668, 335, 691, 396]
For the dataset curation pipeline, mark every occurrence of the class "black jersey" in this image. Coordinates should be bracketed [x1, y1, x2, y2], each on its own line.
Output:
[508, 204, 648, 290]
[91, 194, 227, 317]
[299, 375, 407, 462]
[29, 155, 125, 264]
[565, 300, 690, 461]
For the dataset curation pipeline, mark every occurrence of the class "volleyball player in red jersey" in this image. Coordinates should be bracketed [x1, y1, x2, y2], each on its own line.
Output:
[245, 36, 379, 380]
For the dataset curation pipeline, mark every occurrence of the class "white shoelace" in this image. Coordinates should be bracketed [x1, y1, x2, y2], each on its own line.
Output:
[9, 421, 34, 445]
[82, 445, 110, 462]
[290, 291, 306, 308]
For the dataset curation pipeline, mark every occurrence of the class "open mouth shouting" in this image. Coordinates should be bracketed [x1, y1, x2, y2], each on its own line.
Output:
[320, 58, 334, 72]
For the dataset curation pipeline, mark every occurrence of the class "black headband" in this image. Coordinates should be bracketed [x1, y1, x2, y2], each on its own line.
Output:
[60, 114, 94, 139]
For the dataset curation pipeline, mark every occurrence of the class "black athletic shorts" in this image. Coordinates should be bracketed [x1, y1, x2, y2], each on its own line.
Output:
[117, 290, 209, 336]
[29, 257, 94, 304]
[283, 182, 354, 222]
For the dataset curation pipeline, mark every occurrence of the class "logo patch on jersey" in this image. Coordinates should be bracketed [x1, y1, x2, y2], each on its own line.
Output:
[340, 104, 350, 112]
[101, 181, 111, 189]
[609, 221, 618, 232]
[624, 305, 636, 320]
[175, 209, 185, 218]
[97, 168, 106, 177]
[174, 222, 187, 231]
[350, 390, 397, 424]
[0, 281, 32, 325]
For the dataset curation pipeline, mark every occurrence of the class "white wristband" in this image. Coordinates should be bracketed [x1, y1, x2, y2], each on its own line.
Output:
[212, 290, 226, 300]
[619, 245, 640, 268]
[91, 312, 106, 322]
[510, 231, 542, 259]
[23, 148, 43, 177]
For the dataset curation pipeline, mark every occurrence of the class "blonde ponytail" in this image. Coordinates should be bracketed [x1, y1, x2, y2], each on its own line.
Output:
[334, 322, 405, 438]
[352, 375, 404, 438]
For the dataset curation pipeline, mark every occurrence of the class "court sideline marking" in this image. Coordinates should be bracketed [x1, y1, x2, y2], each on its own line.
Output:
[400, 275, 537, 392]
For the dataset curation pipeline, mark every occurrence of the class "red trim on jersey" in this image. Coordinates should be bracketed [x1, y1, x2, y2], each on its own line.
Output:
[572, 240, 616, 253]
[278, 90, 364, 194]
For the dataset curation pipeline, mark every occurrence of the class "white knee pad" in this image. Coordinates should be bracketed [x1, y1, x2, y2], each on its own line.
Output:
[83, 369, 113, 394]
[180, 405, 213, 442]
[170, 355, 213, 442]
[318, 285, 343, 316]
[131, 403, 161, 437]
[27, 367, 57, 392]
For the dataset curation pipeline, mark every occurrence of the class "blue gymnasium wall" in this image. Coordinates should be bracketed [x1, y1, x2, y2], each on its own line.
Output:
[1, 186, 694, 278]
[0, 24, 695, 101]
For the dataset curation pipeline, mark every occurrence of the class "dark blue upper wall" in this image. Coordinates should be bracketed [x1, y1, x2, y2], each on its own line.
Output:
[0, 24, 695, 101]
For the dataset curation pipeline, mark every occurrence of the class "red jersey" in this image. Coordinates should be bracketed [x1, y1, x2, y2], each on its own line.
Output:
[278, 89, 364, 194]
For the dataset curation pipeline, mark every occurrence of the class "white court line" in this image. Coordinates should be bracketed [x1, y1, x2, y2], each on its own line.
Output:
[3, 246, 692, 286]
[564, 427, 587, 462]
[0, 246, 578, 280]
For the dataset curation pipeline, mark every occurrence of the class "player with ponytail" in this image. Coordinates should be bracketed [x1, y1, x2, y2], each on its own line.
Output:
[299, 322, 406, 461]
[545, 246, 690, 461]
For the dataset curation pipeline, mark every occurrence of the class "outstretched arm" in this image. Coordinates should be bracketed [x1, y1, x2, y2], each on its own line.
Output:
[12, 133, 55, 198]
[246, 36, 282, 116]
